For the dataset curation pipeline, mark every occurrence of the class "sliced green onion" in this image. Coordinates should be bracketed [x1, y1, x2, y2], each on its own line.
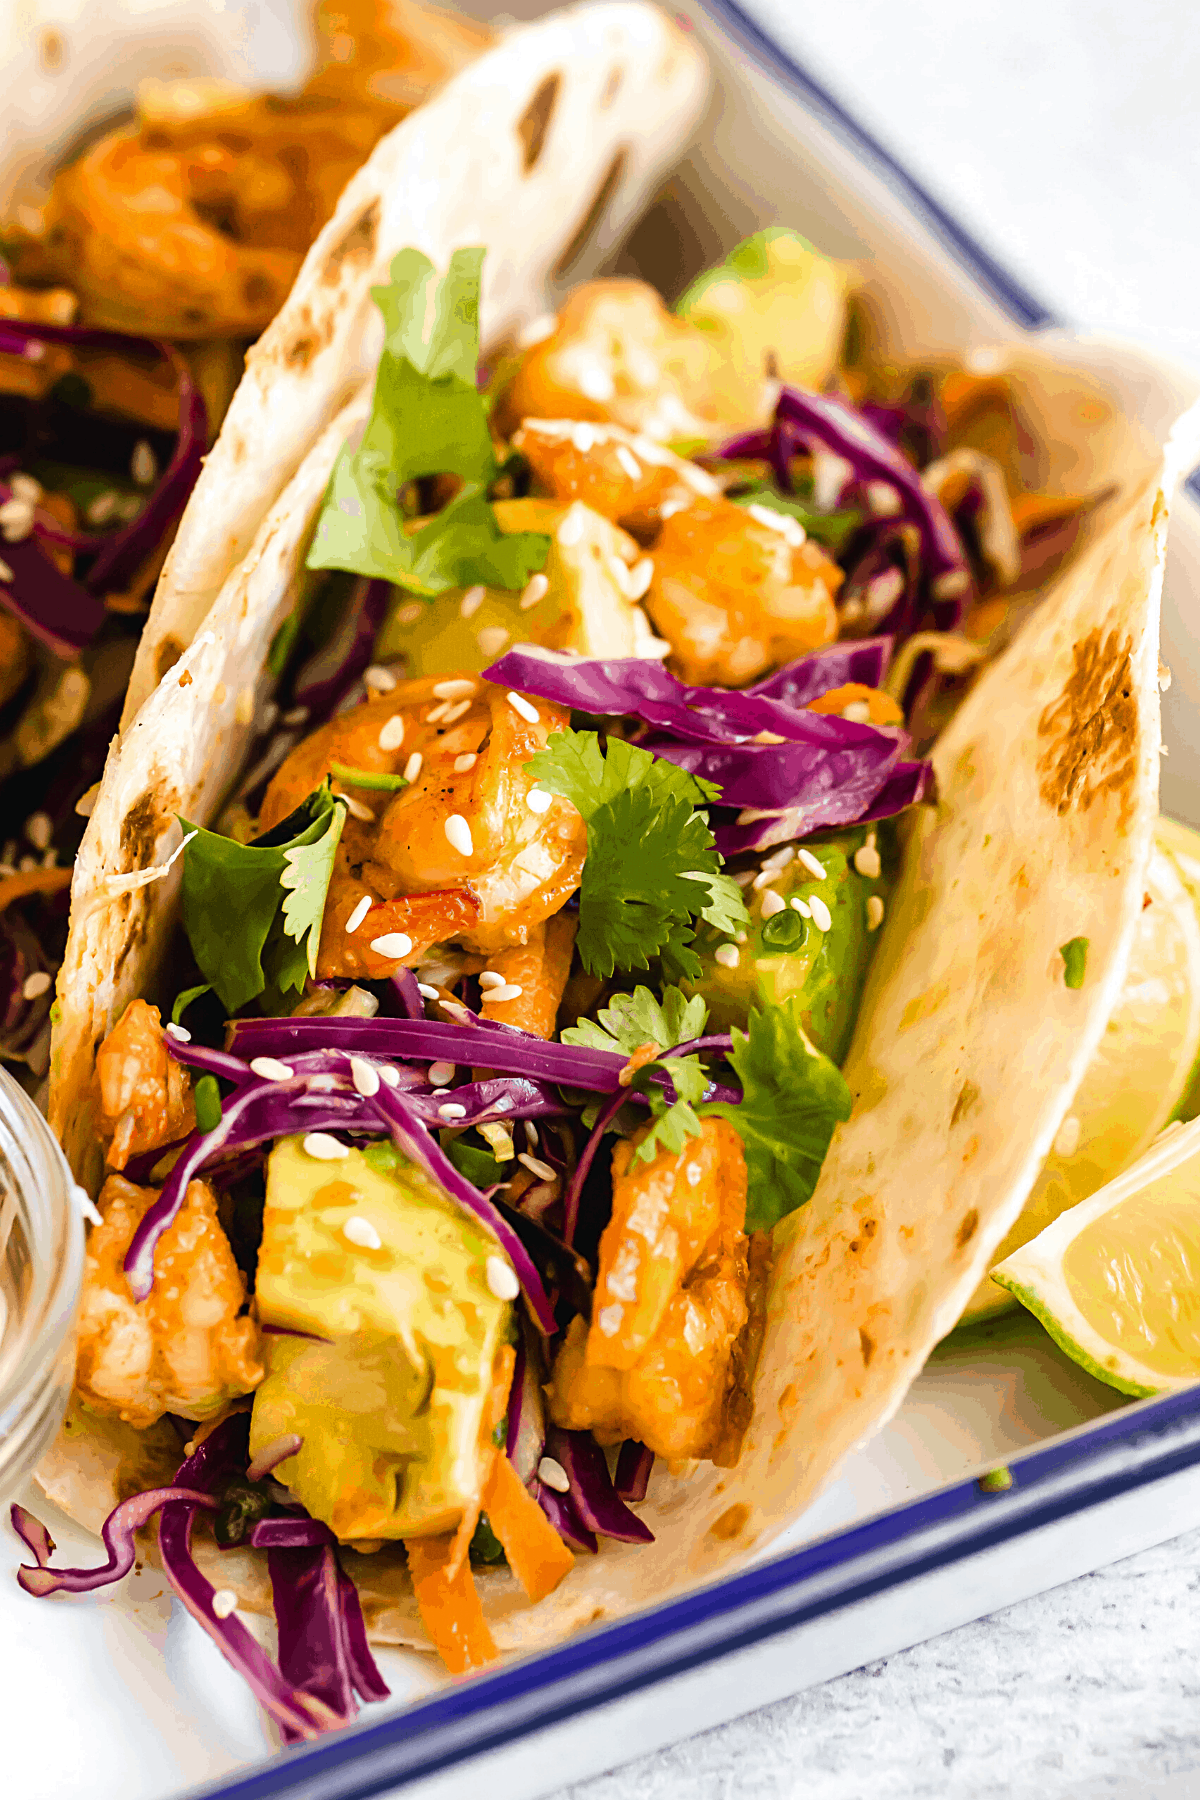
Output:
[1059, 937, 1089, 990]
[329, 761, 408, 792]
[194, 1074, 222, 1133]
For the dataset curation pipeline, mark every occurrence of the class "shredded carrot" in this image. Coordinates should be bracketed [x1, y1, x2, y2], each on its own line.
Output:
[404, 1534, 498, 1674]
[481, 1452, 574, 1603]
[0, 866, 72, 912]
[807, 682, 904, 726]
[446, 1342, 515, 1581]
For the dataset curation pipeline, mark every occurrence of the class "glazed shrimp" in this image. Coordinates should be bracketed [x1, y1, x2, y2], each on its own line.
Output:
[512, 419, 718, 540]
[260, 674, 586, 978]
[479, 912, 578, 1037]
[94, 999, 195, 1171]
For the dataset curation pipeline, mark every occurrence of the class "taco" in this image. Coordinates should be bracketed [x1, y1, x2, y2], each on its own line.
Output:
[16, 4, 1200, 1743]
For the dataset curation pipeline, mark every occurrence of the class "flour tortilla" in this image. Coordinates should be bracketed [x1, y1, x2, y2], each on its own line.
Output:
[120, 0, 708, 726]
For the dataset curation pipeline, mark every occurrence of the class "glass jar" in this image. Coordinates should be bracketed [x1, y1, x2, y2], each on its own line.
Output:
[0, 1067, 84, 1503]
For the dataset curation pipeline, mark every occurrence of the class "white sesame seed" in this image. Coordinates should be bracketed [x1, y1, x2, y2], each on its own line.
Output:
[377, 714, 405, 752]
[24, 812, 52, 851]
[343, 1215, 382, 1249]
[809, 895, 833, 932]
[659, 497, 689, 519]
[759, 889, 787, 919]
[426, 701, 452, 724]
[866, 480, 902, 517]
[440, 698, 471, 725]
[350, 1056, 380, 1097]
[867, 895, 885, 931]
[433, 678, 476, 702]
[714, 945, 740, 969]
[790, 897, 812, 917]
[370, 932, 413, 958]
[334, 790, 375, 824]
[460, 585, 486, 619]
[751, 867, 777, 891]
[282, 705, 310, 726]
[556, 508, 586, 547]
[17, 856, 35, 873]
[841, 701, 873, 724]
[520, 572, 550, 611]
[685, 1161, 703, 1187]
[346, 895, 372, 935]
[0, 499, 34, 541]
[854, 844, 882, 879]
[417, 984, 439, 1000]
[403, 751, 423, 783]
[478, 971, 506, 990]
[477, 626, 510, 657]
[166, 1022, 191, 1042]
[211, 1589, 239, 1621]
[763, 845, 795, 871]
[1054, 1115, 1082, 1158]
[797, 848, 826, 879]
[380, 1065, 401, 1087]
[507, 691, 540, 725]
[525, 1120, 539, 1147]
[626, 557, 654, 599]
[486, 1255, 521, 1301]
[518, 1151, 556, 1181]
[22, 971, 51, 1001]
[363, 666, 397, 693]
[10, 473, 41, 504]
[250, 1056, 294, 1081]
[748, 502, 805, 546]
[439, 1102, 467, 1120]
[304, 1132, 349, 1161]
[526, 787, 552, 814]
[86, 491, 118, 525]
[596, 1303, 623, 1335]
[932, 569, 970, 600]
[452, 753, 477, 776]
[394, 601, 423, 626]
[538, 1456, 570, 1492]
[572, 423, 597, 453]
[615, 444, 642, 481]
[444, 814, 473, 857]
[428, 1061, 456, 1085]
[486, 983, 524, 1003]
[0, 557, 11, 583]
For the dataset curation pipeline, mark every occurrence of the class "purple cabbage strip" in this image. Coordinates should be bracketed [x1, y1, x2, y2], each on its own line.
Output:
[166, 1039, 255, 1086]
[505, 1328, 547, 1486]
[546, 1429, 654, 1544]
[535, 1482, 597, 1554]
[562, 1088, 626, 1248]
[388, 967, 426, 1020]
[639, 718, 901, 810]
[715, 757, 929, 856]
[613, 1441, 654, 1504]
[292, 579, 392, 723]
[336, 1562, 392, 1704]
[252, 1518, 335, 1549]
[746, 637, 892, 707]
[0, 533, 108, 657]
[269, 1541, 390, 1739]
[11, 1489, 218, 1596]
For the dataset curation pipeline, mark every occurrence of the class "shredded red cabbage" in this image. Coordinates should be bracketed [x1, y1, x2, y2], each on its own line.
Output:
[715, 757, 930, 856]
[535, 1481, 597, 1553]
[613, 1441, 654, 1504]
[747, 638, 892, 707]
[269, 1541, 390, 1741]
[292, 579, 392, 723]
[546, 1429, 654, 1544]
[505, 1330, 547, 1485]
[11, 1488, 218, 1596]
[250, 1516, 334, 1550]
[0, 533, 107, 657]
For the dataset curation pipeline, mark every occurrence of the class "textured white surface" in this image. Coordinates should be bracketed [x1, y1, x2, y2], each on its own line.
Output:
[552, 1, 1200, 1794]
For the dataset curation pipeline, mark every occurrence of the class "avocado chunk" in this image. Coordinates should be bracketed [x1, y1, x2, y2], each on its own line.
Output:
[250, 1135, 511, 1541]
[687, 827, 890, 1062]
[374, 498, 658, 675]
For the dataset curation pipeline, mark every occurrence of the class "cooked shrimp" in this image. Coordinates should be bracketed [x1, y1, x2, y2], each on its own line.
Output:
[479, 912, 577, 1037]
[547, 1117, 749, 1462]
[76, 1174, 264, 1428]
[496, 281, 720, 443]
[512, 419, 718, 539]
[646, 495, 841, 686]
[260, 674, 586, 976]
[94, 999, 195, 1171]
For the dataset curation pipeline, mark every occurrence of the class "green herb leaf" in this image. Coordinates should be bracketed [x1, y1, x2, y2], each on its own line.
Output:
[730, 482, 863, 551]
[1060, 937, 1089, 989]
[528, 731, 744, 979]
[704, 998, 852, 1231]
[632, 1099, 703, 1165]
[180, 784, 346, 1014]
[362, 1140, 403, 1178]
[562, 985, 709, 1056]
[443, 1132, 504, 1187]
[306, 247, 549, 594]
[171, 983, 211, 1026]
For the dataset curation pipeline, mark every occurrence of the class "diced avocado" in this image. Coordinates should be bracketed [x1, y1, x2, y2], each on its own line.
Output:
[250, 1135, 510, 1541]
[373, 498, 657, 675]
[686, 827, 890, 1063]
[676, 228, 851, 409]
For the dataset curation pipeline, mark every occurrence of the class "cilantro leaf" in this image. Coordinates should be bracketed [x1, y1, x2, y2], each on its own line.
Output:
[627, 1054, 709, 1166]
[528, 730, 745, 979]
[180, 784, 346, 1014]
[306, 247, 549, 594]
[632, 1099, 703, 1165]
[562, 984, 708, 1056]
[730, 481, 863, 551]
[704, 998, 852, 1230]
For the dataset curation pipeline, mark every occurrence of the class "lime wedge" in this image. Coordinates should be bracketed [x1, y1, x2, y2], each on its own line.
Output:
[961, 830, 1200, 1322]
[992, 1114, 1200, 1395]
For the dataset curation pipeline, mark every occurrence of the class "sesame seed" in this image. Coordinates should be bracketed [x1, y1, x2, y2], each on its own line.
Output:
[370, 932, 413, 958]
[86, 490, 118, 525]
[747, 502, 805, 546]
[460, 585, 486, 619]
[854, 844, 882, 879]
[380, 1065, 401, 1087]
[809, 895, 833, 932]
[10, 473, 40, 504]
[685, 1161, 703, 1187]
[520, 572, 550, 611]
[626, 557, 654, 599]
[417, 983, 439, 1000]
[22, 971, 51, 1001]
[478, 971, 506, 990]
[659, 496, 688, 519]
[866, 481, 902, 517]
[790, 898, 812, 917]
[485, 983, 524, 1003]
[0, 499, 34, 541]
[250, 1056, 294, 1081]
[166, 1023, 191, 1042]
[537, 1456, 570, 1492]
[444, 814, 473, 857]
[304, 1132, 349, 1161]
[526, 787, 552, 814]
[282, 705, 310, 726]
[518, 1151, 556, 1181]
[426, 701, 452, 724]
[378, 714, 405, 752]
[1054, 1115, 1082, 1158]
[486, 1256, 520, 1300]
[334, 790, 375, 824]
[596, 1303, 623, 1336]
[395, 602, 423, 625]
[507, 692, 540, 725]
[24, 812, 52, 851]
[867, 895, 885, 931]
[714, 945, 740, 969]
[797, 848, 826, 879]
[556, 507, 586, 547]
[763, 845, 795, 871]
[759, 889, 786, 918]
[403, 751, 423, 783]
[477, 626, 510, 657]
[751, 867, 777, 891]
[439, 1102, 467, 1120]
[615, 444, 642, 481]
[0, 557, 11, 583]
[453, 752, 478, 773]
[131, 440, 157, 486]
[345, 895, 372, 934]
[363, 666, 397, 693]
[932, 569, 970, 600]
[733, 869, 756, 887]
[433, 678, 476, 702]
[343, 1215, 382, 1249]
[440, 698, 472, 725]
[525, 1120, 539, 1147]
[572, 423, 597, 453]
[842, 701, 872, 723]
[350, 1056, 380, 1097]
[211, 1589, 239, 1621]
[428, 1061, 455, 1085]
